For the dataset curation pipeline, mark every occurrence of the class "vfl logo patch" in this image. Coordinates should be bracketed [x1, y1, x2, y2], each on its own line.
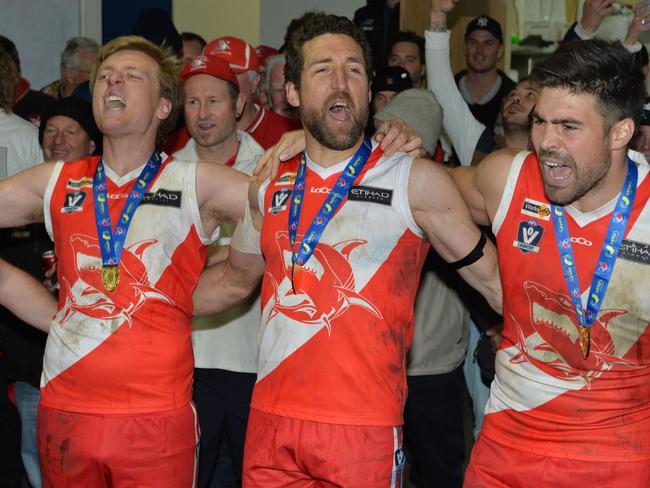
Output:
[140, 189, 182, 208]
[513, 220, 544, 253]
[62, 191, 87, 213]
[347, 185, 393, 206]
[618, 239, 650, 266]
[394, 448, 405, 469]
[270, 188, 292, 214]
[275, 172, 296, 186]
[521, 198, 551, 221]
[66, 177, 93, 190]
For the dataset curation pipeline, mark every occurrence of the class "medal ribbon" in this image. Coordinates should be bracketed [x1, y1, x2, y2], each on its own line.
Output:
[288, 137, 372, 269]
[93, 152, 162, 269]
[551, 158, 637, 332]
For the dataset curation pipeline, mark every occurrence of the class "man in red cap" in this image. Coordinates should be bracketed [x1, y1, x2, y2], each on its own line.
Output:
[176, 54, 264, 488]
[256, 44, 279, 109]
[205, 36, 300, 149]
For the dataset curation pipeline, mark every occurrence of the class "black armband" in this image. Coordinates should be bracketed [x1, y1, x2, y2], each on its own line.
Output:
[448, 233, 487, 270]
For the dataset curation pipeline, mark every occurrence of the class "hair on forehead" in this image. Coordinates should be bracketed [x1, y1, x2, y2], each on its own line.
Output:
[284, 11, 372, 89]
[530, 39, 645, 132]
[91, 35, 182, 146]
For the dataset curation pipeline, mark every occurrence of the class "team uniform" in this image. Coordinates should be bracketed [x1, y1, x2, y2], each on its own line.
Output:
[243, 143, 428, 486]
[38, 155, 215, 487]
[465, 151, 650, 487]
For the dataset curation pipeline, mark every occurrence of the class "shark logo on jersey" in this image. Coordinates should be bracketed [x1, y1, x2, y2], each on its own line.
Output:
[508, 281, 639, 388]
[266, 231, 382, 334]
[59, 234, 174, 328]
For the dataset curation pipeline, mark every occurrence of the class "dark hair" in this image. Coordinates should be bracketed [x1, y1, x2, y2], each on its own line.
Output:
[284, 12, 373, 89]
[0, 48, 19, 112]
[388, 31, 425, 65]
[633, 44, 649, 75]
[530, 39, 645, 132]
[0, 35, 20, 73]
[181, 32, 207, 50]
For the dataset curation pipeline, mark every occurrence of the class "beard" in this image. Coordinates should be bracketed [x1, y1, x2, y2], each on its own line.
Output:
[300, 93, 368, 151]
[538, 148, 611, 206]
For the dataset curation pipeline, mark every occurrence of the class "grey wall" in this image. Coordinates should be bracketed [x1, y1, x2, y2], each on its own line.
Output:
[3, 0, 82, 90]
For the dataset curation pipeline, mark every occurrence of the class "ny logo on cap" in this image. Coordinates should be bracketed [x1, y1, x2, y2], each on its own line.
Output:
[477, 17, 489, 27]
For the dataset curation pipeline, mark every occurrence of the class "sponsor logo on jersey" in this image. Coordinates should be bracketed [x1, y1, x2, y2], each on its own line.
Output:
[513, 220, 544, 253]
[66, 177, 93, 190]
[347, 185, 393, 206]
[310, 187, 330, 194]
[140, 189, 182, 208]
[521, 198, 551, 221]
[62, 191, 87, 213]
[618, 238, 650, 265]
[275, 173, 296, 186]
[570, 236, 592, 247]
[270, 188, 292, 214]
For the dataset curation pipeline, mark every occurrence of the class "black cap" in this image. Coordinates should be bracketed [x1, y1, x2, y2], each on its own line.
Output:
[372, 66, 413, 94]
[465, 15, 503, 43]
[39, 97, 102, 154]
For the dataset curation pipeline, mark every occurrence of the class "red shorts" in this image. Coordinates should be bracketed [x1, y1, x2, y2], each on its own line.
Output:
[38, 403, 199, 488]
[465, 433, 650, 488]
[243, 408, 405, 487]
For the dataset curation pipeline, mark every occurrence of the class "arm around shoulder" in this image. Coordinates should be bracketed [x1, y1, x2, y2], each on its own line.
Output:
[451, 148, 517, 227]
[409, 157, 502, 313]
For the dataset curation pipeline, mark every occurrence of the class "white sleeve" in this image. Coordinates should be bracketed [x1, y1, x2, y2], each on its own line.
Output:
[425, 30, 486, 166]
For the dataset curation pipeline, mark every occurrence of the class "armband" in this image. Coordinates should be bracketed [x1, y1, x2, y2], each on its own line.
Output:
[230, 201, 262, 255]
[448, 233, 486, 270]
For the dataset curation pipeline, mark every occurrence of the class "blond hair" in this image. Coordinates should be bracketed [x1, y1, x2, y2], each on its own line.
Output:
[91, 35, 182, 145]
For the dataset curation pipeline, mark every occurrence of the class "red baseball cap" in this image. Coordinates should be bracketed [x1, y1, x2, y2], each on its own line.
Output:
[256, 45, 278, 69]
[205, 36, 259, 74]
[180, 54, 240, 92]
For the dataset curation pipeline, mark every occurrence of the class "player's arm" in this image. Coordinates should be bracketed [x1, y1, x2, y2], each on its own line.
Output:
[0, 258, 56, 332]
[253, 120, 422, 181]
[0, 162, 55, 227]
[193, 179, 266, 316]
[409, 158, 502, 313]
[450, 148, 517, 226]
[196, 161, 250, 237]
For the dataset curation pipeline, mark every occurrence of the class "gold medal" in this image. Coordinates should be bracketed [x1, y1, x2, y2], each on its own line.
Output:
[102, 265, 120, 292]
[291, 264, 303, 294]
[578, 326, 590, 359]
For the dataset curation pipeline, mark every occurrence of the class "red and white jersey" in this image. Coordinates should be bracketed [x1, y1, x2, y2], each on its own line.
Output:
[41, 155, 215, 414]
[485, 151, 650, 461]
[252, 144, 429, 426]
